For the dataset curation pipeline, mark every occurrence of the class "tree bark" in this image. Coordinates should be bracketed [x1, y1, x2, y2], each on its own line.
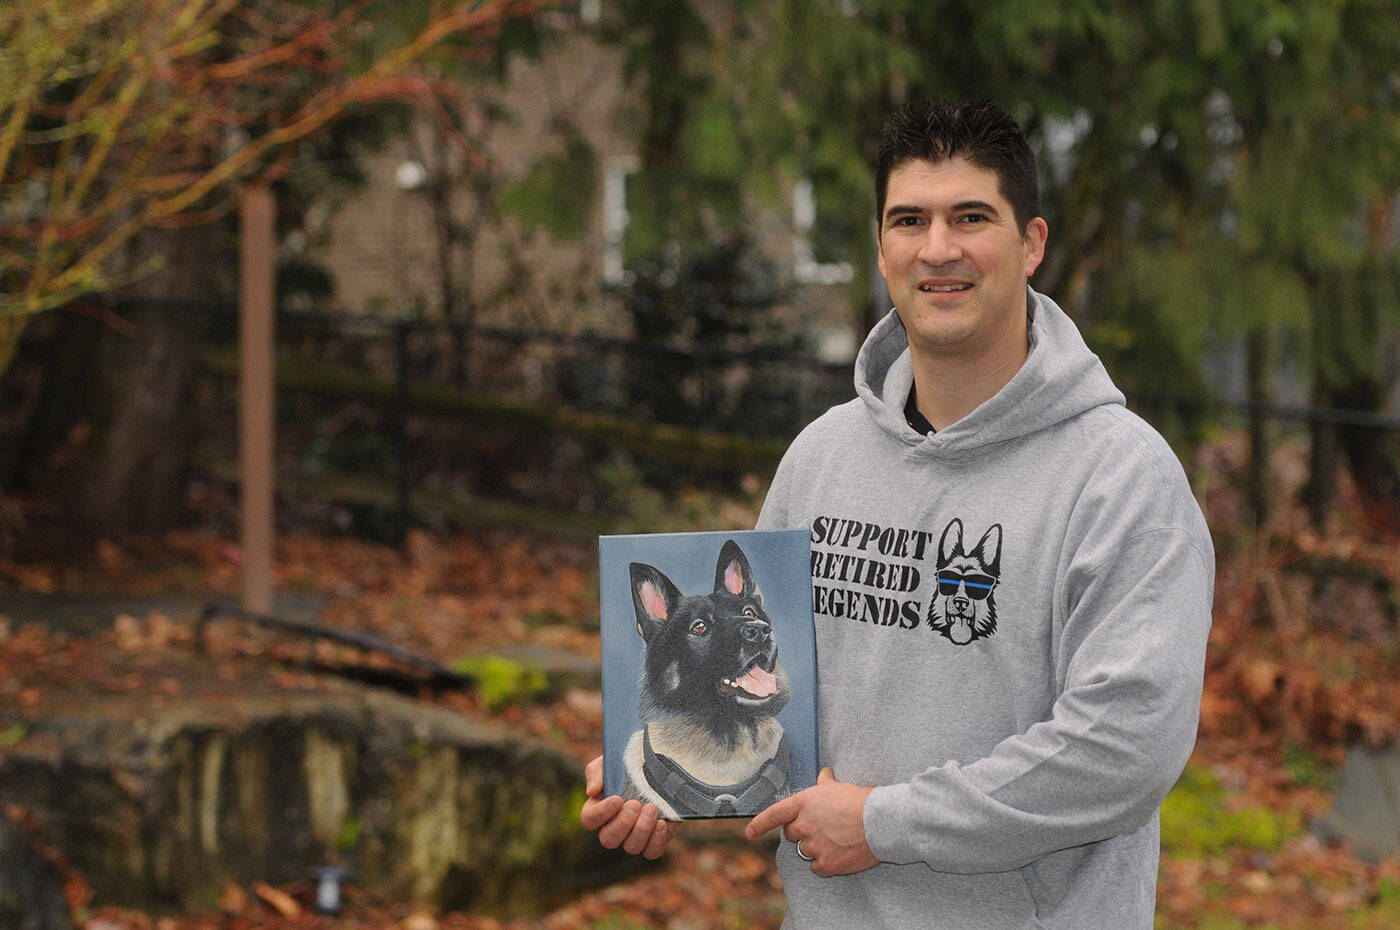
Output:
[1330, 379, 1400, 535]
[1304, 404, 1337, 530]
[1245, 329, 1272, 528]
[0, 316, 30, 381]
[19, 225, 223, 536]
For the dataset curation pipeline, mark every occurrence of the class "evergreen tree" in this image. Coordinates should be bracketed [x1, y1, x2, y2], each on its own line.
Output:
[594, 0, 1400, 522]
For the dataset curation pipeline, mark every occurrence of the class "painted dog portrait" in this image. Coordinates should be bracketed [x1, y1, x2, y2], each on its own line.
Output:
[619, 539, 791, 819]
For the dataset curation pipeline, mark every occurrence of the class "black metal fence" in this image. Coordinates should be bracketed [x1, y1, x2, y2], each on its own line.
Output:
[173, 296, 851, 538]
[72, 295, 1400, 538]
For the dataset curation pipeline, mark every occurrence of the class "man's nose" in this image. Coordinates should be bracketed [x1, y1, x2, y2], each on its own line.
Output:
[917, 223, 962, 265]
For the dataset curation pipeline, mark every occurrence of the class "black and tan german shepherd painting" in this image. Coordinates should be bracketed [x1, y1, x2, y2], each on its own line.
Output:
[619, 539, 792, 819]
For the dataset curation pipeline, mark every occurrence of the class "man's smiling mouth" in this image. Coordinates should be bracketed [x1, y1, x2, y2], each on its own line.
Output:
[919, 283, 973, 292]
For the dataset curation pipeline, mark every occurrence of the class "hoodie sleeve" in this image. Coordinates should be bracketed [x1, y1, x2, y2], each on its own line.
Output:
[861, 518, 1214, 874]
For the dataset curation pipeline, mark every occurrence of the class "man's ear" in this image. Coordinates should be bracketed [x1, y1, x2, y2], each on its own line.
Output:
[714, 540, 757, 597]
[875, 219, 888, 282]
[1022, 217, 1048, 278]
[630, 562, 680, 642]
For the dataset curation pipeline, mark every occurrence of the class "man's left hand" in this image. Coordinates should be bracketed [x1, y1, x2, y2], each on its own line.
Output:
[745, 767, 879, 877]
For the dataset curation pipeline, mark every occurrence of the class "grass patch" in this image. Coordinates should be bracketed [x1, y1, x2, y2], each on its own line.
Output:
[451, 653, 550, 710]
[1160, 764, 1300, 857]
[1282, 740, 1335, 790]
[523, 608, 571, 630]
[1344, 880, 1400, 929]
[0, 723, 28, 747]
[524, 605, 599, 633]
[333, 816, 362, 852]
[586, 914, 654, 930]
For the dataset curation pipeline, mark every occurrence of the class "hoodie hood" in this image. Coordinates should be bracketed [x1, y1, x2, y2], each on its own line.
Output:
[854, 287, 1124, 457]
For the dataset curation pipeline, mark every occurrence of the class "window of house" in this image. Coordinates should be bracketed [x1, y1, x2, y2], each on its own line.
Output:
[602, 155, 639, 286]
[792, 178, 854, 286]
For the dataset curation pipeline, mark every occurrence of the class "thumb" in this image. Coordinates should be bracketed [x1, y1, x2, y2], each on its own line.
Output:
[818, 766, 835, 784]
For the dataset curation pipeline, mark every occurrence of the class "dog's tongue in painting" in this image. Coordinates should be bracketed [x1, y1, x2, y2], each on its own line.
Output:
[731, 664, 778, 697]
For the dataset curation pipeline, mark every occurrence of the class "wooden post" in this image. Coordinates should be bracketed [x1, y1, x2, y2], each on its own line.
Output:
[240, 185, 275, 613]
[394, 321, 411, 545]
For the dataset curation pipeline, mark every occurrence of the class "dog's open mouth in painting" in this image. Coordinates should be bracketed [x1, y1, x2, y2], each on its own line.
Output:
[720, 653, 781, 704]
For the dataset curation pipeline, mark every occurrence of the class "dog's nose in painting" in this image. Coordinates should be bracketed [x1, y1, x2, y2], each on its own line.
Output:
[740, 620, 770, 643]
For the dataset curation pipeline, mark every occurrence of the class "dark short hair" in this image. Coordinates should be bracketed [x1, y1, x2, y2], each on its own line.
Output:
[875, 99, 1041, 234]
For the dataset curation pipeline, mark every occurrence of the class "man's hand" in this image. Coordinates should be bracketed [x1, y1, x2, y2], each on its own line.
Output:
[580, 755, 678, 859]
[745, 767, 879, 877]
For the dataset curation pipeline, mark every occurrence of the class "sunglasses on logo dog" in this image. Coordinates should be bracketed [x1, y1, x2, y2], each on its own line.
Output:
[936, 572, 996, 600]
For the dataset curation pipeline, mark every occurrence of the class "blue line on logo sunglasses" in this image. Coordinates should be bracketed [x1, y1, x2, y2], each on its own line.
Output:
[936, 573, 996, 600]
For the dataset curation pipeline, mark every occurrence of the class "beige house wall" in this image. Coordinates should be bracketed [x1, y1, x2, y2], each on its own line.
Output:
[304, 28, 637, 329]
[302, 20, 862, 359]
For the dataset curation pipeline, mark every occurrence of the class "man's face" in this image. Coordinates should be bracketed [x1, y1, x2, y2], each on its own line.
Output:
[876, 157, 1047, 362]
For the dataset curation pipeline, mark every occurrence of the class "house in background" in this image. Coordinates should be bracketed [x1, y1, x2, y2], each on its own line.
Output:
[299, 9, 866, 370]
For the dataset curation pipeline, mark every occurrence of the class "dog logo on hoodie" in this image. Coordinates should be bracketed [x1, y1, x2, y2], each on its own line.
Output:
[927, 518, 1002, 645]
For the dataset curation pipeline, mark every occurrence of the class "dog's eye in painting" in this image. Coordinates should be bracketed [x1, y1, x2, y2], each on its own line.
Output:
[620, 539, 793, 819]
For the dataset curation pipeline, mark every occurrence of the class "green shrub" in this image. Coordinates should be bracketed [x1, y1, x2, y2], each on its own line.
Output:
[1160, 764, 1299, 857]
[451, 654, 549, 710]
[333, 817, 361, 851]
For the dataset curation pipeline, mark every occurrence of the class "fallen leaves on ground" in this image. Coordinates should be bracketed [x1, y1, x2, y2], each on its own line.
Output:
[76, 838, 783, 930]
[4, 458, 1400, 927]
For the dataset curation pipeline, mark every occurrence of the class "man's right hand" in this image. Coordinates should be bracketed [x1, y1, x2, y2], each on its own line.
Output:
[581, 755, 678, 859]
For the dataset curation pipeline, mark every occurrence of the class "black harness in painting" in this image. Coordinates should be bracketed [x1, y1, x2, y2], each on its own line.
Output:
[642, 727, 791, 818]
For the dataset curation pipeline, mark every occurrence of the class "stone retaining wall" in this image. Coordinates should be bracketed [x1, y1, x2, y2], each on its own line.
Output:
[0, 689, 633, 915]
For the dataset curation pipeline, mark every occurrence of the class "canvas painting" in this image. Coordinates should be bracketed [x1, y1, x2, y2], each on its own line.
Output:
[599, 528, 818, 820]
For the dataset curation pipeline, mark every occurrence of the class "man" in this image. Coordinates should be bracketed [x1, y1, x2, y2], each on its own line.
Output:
[582, 98, 1213, 929]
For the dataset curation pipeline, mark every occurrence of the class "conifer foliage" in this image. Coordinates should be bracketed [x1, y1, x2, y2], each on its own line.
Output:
[602, 0, 1400, 520]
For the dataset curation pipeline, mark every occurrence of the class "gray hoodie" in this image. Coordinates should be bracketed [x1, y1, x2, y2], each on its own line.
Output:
[756, 288, 1214, 929]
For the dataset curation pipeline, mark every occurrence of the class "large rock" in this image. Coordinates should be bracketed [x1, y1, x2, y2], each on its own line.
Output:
[0, 817, 73, 930]
[1314, 745, 1400, 862]
[0, 689, 635, 915]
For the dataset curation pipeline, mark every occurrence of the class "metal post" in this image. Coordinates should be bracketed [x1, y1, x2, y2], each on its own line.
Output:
[240, 185, 275, 613]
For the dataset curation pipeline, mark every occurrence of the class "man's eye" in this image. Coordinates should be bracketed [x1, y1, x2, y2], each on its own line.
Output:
[959, 213, 987, 224]
[689, 620, 708, 635]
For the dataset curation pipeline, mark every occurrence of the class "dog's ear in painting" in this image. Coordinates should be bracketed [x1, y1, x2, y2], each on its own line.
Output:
[713, 539, 758, 598]
[630, 562, 681, 642]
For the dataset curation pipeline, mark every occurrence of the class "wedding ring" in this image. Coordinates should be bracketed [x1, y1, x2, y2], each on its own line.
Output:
[795, 841, 814, 862]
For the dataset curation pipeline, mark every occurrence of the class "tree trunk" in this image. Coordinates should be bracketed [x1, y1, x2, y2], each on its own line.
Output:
[19, 226, 222, 536]
[1304, 405, 1337, 530]
[1330, 379, 1400, 534]
[0, 315, 30, 381]
[1245, 329, 1272, 528]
